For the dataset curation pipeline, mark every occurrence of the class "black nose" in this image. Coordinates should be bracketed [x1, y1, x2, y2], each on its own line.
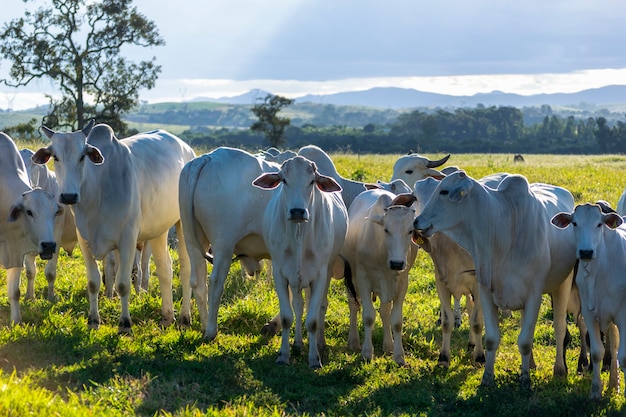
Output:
[579, 249, 593, 260]
[389, 261, 405, 271]
[289, 208, 308, 222]
[40, 241, 57, 259]
[60, 193, 78, 204]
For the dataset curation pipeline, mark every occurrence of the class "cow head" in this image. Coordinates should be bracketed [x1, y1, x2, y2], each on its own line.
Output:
[253, 156, 342, 223]
[8, 189, 63, 260]
[413, 171, 473, 238]
[32, 120, 104, 205]
[391, 153, 450, 187]
[367, 193, 417, 271]
[551, 203, 623, 261]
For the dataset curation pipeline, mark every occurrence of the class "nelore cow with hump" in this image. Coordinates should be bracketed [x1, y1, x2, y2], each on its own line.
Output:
[413, 171, 577, 387]
[551, 203, 626, 399]
[253, 155, 348, 368]
[0, 133, 63, 324]
[33, 121, 196, 333]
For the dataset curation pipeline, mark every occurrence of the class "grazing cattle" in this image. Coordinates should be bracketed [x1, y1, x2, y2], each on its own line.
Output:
[391, 152, 450, 187]
[0, 133, 63, 324]
[33, 122, 195, 333]
[513, 154, 525, 163]
[551, 203, 626, 399]
[413, 171, 577, 387]
[253, 156, 348, 368]
[342, 189, 418, 365]
[19, 148, 78, 301]
[179, 147, 281, 340]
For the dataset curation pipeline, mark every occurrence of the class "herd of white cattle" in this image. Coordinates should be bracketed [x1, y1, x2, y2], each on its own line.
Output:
[2, 122, 626, 399]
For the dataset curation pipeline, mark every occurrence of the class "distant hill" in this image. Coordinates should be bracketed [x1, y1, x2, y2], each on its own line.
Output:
[197, 85, 626, 111]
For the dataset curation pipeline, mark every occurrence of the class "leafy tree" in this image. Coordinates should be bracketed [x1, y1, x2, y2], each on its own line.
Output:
[250, 93, 294, 147]
[0, 0, 163, 133]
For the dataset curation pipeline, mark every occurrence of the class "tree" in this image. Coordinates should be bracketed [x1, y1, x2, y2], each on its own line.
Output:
[250, 93, 294, 147]
[0, 0, 163, 133]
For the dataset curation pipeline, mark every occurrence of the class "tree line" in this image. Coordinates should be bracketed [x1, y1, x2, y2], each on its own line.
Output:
[182, 104, 626, 155]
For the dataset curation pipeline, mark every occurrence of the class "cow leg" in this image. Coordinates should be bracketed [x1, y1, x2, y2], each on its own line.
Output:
[44, 251, 59, 302]
[186, 235, 209, 335]
[206, 246, 235, 340]
[175, 221, 192, 326]
[78, 233, 102, 329]
[347, 287, 361, 351]
[469, 283, 485, 364]
[454, 295, 463, 328]
[518, 295, 543, 388]
[389, 273, 408, 366]
[23, 254, 37, 301]
[148, 232, 175, 328]
[359, 272, 376, 362]
[102, 251, 117, 299]
[7, 267, 23, 325]
[305, 274, 328, 369]
[479, 284, 500, 386]
[435, 279, 454, 368]
[131, 248, 142, 293]
[274, 275, 293, 365]
[140, 242, 152, 291]
[379, 301, 393, 354]
[616, 319, 626, 397]
[585, 313, 605, 399]
[607, 323, 619, 392]
[551, 274, 573, 378]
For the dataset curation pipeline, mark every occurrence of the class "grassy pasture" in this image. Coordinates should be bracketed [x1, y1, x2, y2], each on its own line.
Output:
[1, 150, 626, 416]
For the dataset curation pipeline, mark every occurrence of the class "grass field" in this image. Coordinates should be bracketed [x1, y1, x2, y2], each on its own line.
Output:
[1, 151, 626, 416]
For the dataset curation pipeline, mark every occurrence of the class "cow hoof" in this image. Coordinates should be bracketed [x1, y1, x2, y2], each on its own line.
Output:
[160, 317, 175, 328]
[437, 352, 450, 368]
[178, 315, 191, 327]
[118, 317, 132, 335]
[474, 352, 486, 364]
[87, 316, 101, 330]
[519, 374, 531, 390]
[481, 372, 495, 387]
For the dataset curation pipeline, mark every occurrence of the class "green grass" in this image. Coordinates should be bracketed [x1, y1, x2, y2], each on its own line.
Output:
[1, 152, 626, 416]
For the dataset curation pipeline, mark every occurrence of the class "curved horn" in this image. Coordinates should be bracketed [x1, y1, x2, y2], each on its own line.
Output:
[82, 119, 96, 136]
[426, 154, 450, 168]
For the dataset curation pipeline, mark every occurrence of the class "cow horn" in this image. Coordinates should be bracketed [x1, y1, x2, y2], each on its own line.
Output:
[426, 154, 450, 168]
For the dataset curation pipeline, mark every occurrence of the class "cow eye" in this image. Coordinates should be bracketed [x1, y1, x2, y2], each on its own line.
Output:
[597, 223, 602, 228]
[405, 170, 414, 174]
[26, 210, 33, 217]
[80, 155, 85, 162]
[53, 155, 59, 162]
[440, 190, 449, 195]
[571, 222, 577, 227]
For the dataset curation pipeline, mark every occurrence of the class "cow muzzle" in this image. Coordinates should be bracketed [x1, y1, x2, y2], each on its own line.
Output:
[39, 241, 57, 260]
[289, 208, 309, 222]
[578, 249, 593, 260]
[413, 218, 434, 237]
[389, 260, 405, 271]
[60, 193, 79, 205]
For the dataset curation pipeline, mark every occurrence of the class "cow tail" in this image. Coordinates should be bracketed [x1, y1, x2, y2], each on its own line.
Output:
[179, 154, 213, 262]
[341, 255, 359, 306]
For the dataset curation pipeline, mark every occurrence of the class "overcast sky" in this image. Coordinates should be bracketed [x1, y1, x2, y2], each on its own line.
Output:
[2, 0, 626, 109]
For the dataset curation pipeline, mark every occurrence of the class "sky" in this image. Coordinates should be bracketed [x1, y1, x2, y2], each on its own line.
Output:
[2, 0, 626, 110]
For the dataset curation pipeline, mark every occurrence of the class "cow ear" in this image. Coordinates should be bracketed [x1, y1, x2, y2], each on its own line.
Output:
[366, 214, 384, 226]
[7, 204, 22, 222]
[425, 169, 445, 180]
[412, 231, 431, 252]
[82, 119, 96, 136]
[32, 147, 52, 165]
[391, 193, 416, 207]
[315, 174, 342, 193]
[253, 172, 282, 189]
[449, 183, 470, 202]
[603, 213, 623, 229]
[365, 182, 381, 190]
[550, 212, 572, 229]
[85, 144, 104, 164]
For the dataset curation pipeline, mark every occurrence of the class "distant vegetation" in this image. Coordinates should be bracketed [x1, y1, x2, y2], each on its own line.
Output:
[3, 100, 626, 154]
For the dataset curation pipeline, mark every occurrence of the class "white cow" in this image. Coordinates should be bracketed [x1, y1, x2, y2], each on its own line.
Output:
[33, 121, 195, 333]
[178, 147, 281, 340]
[0, 133, 63, 324]
[409, 176, 488, 367]
[19, 148, 78, 301]
[551, 203, 625, 399]
[341, 188, 418, 365]
[253, 156, 348, 368]
[413, 171, 577, 387]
